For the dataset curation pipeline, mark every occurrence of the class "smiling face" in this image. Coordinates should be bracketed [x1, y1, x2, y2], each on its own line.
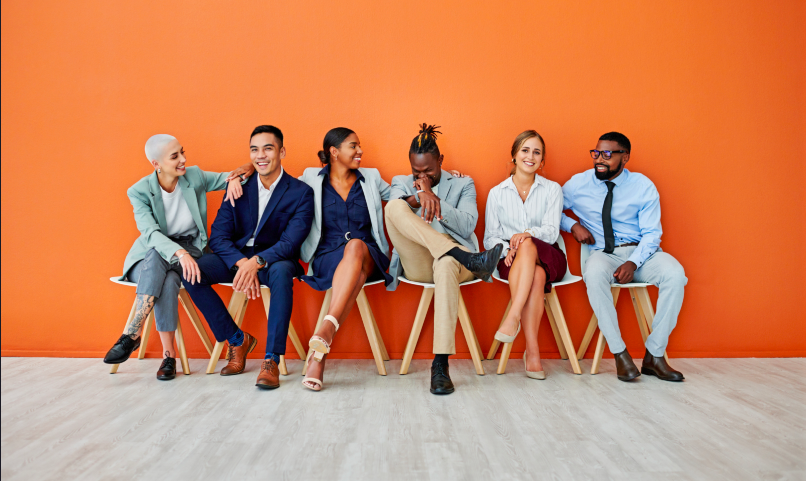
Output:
[409, 152, 443, 186]
[330, 132, 362, 169]
[250, 132, 285, 177]
[593, 139, 629, 180]
[514, 136, 544, 175]
[152, 139, 187, 176]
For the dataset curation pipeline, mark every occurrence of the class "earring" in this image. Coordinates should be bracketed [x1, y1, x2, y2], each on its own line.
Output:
[158, 168, 161, 173]
[512, 158, 516, 164]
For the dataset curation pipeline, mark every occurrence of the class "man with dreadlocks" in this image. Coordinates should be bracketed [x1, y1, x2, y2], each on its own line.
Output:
[385, 124, 503, 395]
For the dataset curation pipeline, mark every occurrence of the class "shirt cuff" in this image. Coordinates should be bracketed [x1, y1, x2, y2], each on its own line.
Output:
[560, 215, 576, 233]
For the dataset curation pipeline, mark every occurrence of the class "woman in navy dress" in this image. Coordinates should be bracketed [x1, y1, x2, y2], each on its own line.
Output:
[298, 127, 392, 391]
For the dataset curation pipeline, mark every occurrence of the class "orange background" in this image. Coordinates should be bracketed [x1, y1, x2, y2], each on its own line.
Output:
[2, 0, 805, 360]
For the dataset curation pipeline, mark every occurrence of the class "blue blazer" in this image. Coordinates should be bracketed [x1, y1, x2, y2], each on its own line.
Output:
[209, 171, 315, 272]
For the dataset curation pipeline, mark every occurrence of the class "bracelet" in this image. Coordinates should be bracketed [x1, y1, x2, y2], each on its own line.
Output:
[416, 189, 425, 194]
[178, 252, 188, 261]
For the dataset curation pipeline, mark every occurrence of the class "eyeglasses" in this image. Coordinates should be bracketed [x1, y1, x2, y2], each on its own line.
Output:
[590, 150, 627, 160]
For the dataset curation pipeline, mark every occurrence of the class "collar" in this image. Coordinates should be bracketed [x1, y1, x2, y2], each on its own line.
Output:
[503, 174, 545, 193]
[318, 163, 364, 182]
[593, 167, 630, 186]
[258, 167, 284, 193]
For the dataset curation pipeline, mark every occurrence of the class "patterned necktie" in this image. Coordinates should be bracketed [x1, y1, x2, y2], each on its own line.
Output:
[602, 181, 616, 253]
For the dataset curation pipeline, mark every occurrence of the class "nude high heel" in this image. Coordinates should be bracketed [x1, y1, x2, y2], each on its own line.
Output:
[494, 323, 521, 343]
[524, 353, 546, 380]
[309, 315, 339, 362]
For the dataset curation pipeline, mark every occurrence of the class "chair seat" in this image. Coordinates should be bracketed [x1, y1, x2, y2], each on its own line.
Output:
[491, 273, 582, 287]
[110, 276, 187, 289]
[611, 282, 652, 288]
[398, 275, 483, 288]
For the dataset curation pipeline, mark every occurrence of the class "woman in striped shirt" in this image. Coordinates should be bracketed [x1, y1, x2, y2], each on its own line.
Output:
[483, 130, 567, 379]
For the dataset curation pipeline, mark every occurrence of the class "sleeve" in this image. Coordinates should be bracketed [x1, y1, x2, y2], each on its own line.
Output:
[439, 178, 478, 239]
[208, 193, 246, 269]
[483, 188, 508, 258]
[128, 189, 182, 262]
[560, 179, 578, 233]
[256, 186, 315, 265]
[389, 176, 412, 202]
[378, 174, 392, 202]
[627, 184, 662, 268]
[201, 170, 231, 192]
[526, 184, 561, 244]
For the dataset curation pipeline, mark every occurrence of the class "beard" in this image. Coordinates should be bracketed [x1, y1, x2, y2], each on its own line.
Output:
[594, 161, 623, 180]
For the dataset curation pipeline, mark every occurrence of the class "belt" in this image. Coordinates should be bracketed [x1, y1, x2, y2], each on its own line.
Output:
[616, 242, 639, 248]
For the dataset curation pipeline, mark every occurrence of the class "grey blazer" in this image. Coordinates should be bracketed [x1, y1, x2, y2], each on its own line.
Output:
[387, 170, 480, 290]
[298, 167, 392, 273]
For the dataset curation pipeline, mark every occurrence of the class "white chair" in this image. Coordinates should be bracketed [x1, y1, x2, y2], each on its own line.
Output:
[486, 235, 583, 375]
[301, 279, 389, 376]
[574, 244, 671, 374]
[398, 276, 486, 376]
[108, 277, 213, 375]
[205, 283, 307, 375]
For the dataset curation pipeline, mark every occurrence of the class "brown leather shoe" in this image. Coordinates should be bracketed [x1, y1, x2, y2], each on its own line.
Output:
[641, 349, 685, 382]
[614, 349, 641, 382]
[255, 359, 280, 390]
[220, 332, 257, 376]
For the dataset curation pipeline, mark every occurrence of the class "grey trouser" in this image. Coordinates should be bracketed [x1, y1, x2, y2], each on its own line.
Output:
[126, 248, 185, 332]
[583, 246, 687, 357]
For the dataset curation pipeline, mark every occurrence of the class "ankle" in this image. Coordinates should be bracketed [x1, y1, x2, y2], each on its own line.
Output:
[127, 333, 140, 340]
[433, 354, 450, 367]
[163, 350, 175, 359]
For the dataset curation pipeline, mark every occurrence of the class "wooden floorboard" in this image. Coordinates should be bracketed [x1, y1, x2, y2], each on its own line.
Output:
[1, 357, 804, 480]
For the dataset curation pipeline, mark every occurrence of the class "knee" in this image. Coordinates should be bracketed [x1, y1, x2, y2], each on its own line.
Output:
[384, 198, 408, 218]
[163, 271, 181, 293]
[144, 248, 162, 263]
[344, 239, 369, 259]
[583, 262, 611, 285]
[662, 265, 688, 288]
[433, 256, 461, 280]
[268, 260, 296, 281]
[517, 240, 537, 258]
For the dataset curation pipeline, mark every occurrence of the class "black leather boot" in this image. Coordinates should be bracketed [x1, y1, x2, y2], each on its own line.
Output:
[641, 349, 684, 382]
[614, 349, 641, 382]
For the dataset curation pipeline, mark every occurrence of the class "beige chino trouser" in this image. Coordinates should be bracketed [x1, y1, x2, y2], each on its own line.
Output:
[385, 199, 475, 355]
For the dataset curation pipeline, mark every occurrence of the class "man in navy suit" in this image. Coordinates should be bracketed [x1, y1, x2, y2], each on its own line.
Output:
[183, 125, 314, 389]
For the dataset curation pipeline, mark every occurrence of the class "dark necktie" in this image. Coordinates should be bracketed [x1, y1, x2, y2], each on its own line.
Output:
[602, 181, 616, 253]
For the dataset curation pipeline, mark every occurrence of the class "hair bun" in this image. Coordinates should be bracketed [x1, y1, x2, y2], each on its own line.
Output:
[317, 150, 328, 164]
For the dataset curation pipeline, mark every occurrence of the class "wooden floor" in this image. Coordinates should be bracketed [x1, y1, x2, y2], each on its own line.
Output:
[1, 357, 804, 481]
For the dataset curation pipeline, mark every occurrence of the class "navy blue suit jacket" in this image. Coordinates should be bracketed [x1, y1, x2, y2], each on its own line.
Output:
[209, 172, 314, 272]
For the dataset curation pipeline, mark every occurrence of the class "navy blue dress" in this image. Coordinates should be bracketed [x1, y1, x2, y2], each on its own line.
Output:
[300, 166, 392, 291]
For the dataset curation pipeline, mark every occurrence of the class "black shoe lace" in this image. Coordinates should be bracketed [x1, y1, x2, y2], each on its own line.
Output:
[159, 357, 173, 370]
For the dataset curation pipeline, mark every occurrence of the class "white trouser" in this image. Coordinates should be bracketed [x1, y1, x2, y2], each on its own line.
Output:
[583, 246, 687, 356]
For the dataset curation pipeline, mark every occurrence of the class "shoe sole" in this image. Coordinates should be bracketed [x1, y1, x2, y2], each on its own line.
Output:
[255, 382, 280, 390]
[430, 388, 455, 395]
[617, 372, 641, 382]
[219, 336, 259, 376]
[640, 367, 684, 382]
[157, 374, 176, 381]
[102, 342, 142, 364]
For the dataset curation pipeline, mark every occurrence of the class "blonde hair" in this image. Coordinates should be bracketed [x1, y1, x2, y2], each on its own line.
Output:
[510, 130, 545, 175]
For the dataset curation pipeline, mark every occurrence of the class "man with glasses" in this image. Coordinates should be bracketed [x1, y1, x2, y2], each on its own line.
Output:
[561, 132, 686, 382]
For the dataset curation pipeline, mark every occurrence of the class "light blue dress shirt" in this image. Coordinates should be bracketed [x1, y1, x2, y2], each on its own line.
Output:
[560, 168, 662, 268]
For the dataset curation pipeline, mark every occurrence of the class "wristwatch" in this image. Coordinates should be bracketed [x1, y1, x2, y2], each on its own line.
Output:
[254, 255, 267, 269]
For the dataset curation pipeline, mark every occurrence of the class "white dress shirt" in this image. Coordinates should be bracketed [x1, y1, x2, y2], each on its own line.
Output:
[246, 168, 284, 246]
[484, 175, 562, 258]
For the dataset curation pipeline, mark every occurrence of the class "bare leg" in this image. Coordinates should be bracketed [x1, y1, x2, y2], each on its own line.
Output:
[157, 331, 176, 358]
[522, 266, 547, 373]
[304, 240, 375, 389]
[499, 241, 538, 336]
[123, 294, 155, 339]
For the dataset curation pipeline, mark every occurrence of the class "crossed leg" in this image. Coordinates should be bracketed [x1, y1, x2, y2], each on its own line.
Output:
[303, 239, 375, 390]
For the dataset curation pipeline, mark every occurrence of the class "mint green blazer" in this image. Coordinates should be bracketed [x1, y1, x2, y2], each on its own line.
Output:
[119, 166, 230, 279]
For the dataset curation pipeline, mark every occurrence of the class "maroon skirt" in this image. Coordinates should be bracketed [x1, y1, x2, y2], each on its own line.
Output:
[496, 237, 567, 293]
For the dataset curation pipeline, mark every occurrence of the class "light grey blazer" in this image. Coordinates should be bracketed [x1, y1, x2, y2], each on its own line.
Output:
[387, 170, 480, 290]
[298, 167, 392, 273]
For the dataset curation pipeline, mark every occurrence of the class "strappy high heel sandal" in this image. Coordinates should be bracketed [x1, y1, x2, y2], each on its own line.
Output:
[308, 315, 339, 361]
[302, 350, 324, 391]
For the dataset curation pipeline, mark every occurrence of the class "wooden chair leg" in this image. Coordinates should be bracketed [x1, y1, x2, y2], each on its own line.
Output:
[576, 313, 599, 360]
[287, 322, 306, 360]
[175, 320, 191, 375]
[178, 290, 213, 355]
[365, 294, 390, 361]
[497, 341, 514, 375]
[629, 288, 650, 343]
[545, 289, 582, 375]
[303, 289, 332, 376]
[356, 288, 387, 376]
[458, 293, 485, 376]
[591, 331, 607, 374]
[110, 299, 138, 374]
[400, 287, 434, 375]
[137, 311, 155, 360]
[206, 291, 248, 374]
[544, 295, 568, 360]
[634, 287, 671, 364]
[487, 300, 511, 360]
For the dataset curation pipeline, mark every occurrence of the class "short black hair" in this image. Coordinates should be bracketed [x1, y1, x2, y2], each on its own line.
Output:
[409, 123, 442, 157]
[598, 131, 630, 153]
[250, 125, 284, 148]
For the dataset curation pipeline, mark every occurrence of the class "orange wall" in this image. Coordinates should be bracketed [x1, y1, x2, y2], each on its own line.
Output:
[2, 0, 805, 360]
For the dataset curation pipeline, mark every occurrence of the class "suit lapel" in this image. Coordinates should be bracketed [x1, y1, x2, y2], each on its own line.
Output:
[255, 173, 289, 236]
[178, 175, 205, 236]
[148, 172, 169, 233]
[437, 170, 454, 201]
[247, 175, 259, 232]
[360, 169, 379, 236]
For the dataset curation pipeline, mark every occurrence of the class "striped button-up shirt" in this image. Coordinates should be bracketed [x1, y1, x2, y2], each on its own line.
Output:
[484, 175, 562, 258]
